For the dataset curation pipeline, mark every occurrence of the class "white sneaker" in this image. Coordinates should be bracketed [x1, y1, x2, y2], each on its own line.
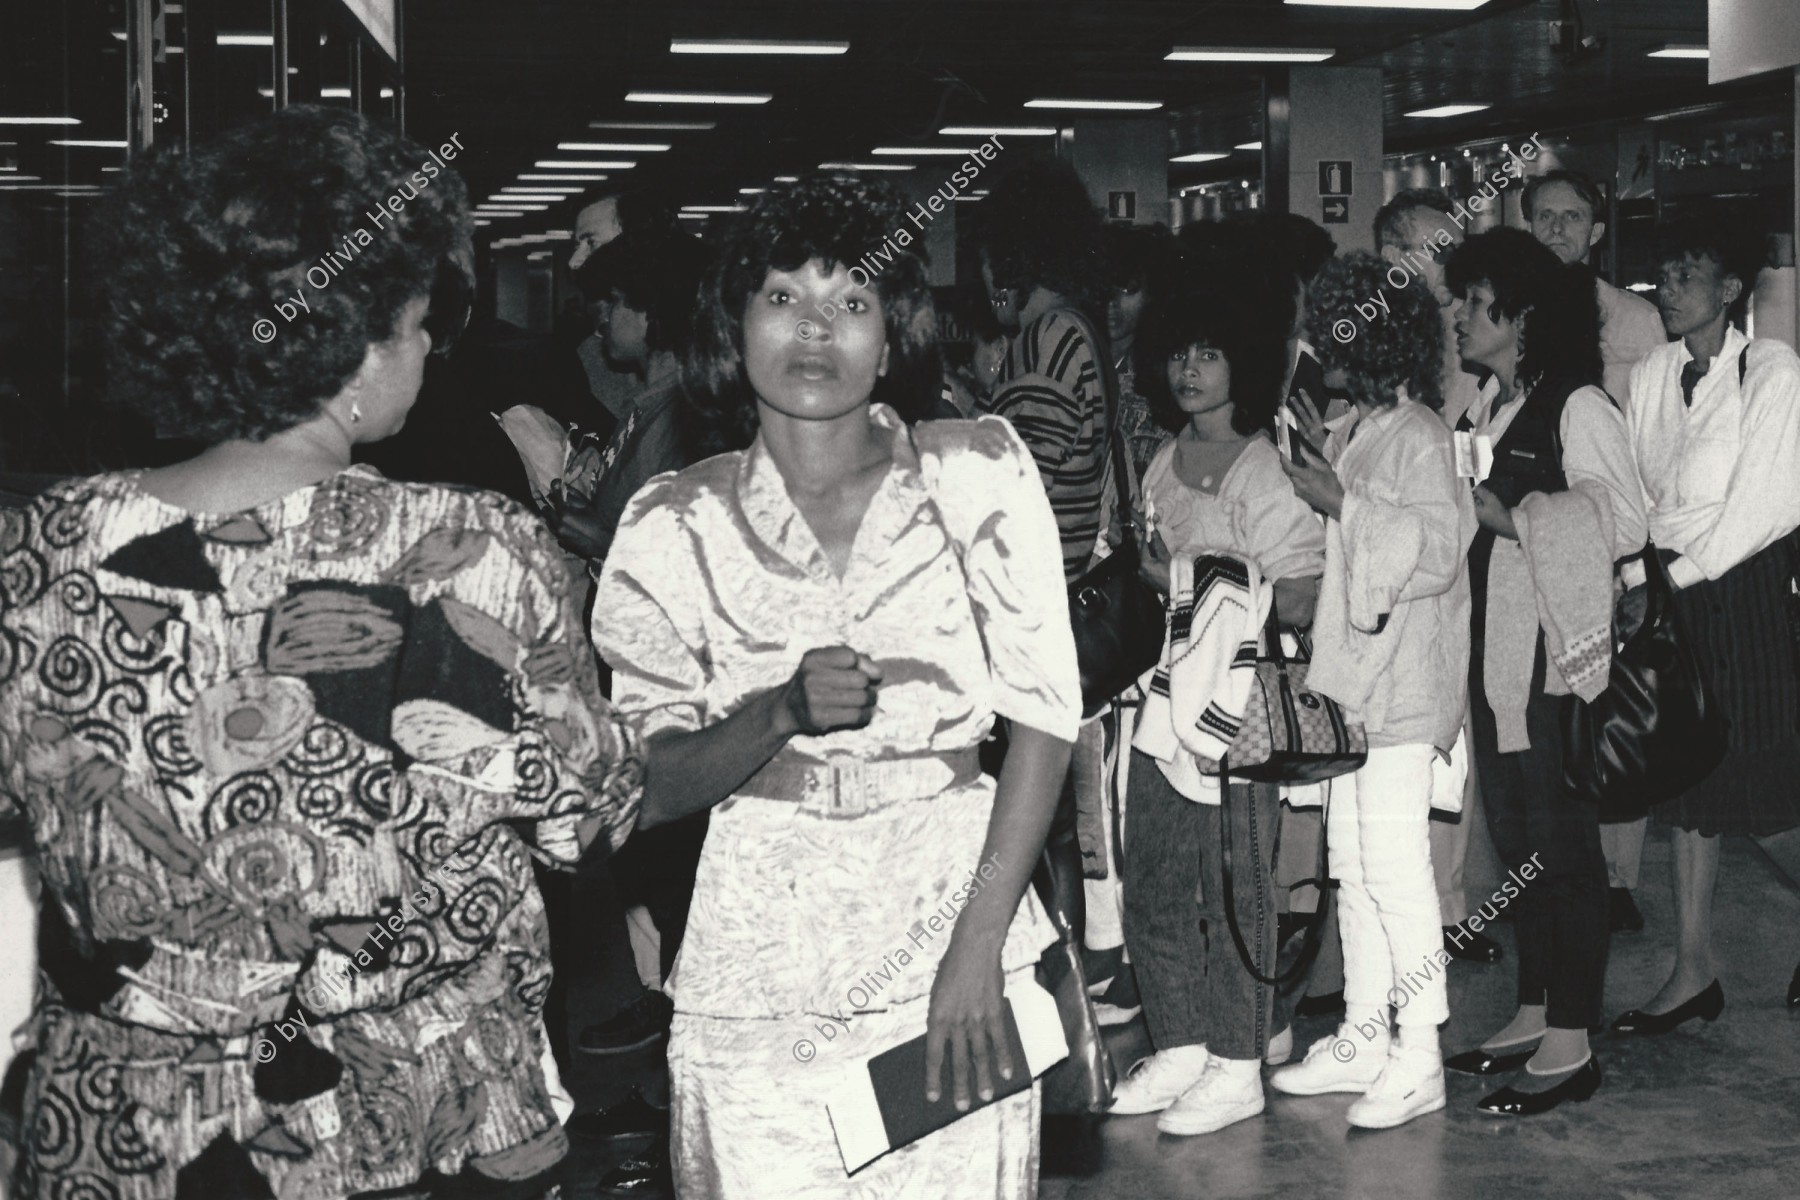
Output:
[1107, 1045, 1210, 1115]
[1156, 1058, 1266, 1136]
[1264, 1026, 1294, 1066]
[1268, 1030, 1385, 1096]
[1346, 1046, 1447, 1129]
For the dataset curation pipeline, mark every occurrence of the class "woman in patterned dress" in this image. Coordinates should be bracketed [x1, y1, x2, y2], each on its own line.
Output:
[592, 174, 1082, 1198]
[0, 107, 642, 1199]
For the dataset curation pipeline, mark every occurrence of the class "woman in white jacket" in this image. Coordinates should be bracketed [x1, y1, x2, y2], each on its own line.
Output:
[1273, 252, 1477, 1130]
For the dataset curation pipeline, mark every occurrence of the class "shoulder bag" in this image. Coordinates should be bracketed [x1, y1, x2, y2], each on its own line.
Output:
[1042, 305, 1165, 719]
[1224, 605, 1367, 784]
[1564, 542, 1726, 812]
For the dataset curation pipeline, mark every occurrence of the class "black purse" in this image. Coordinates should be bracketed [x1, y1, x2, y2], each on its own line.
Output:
[1563, 544, 1727, 813]
[1068, 433, 1166, 719]
[1053, 304, 1164, 719]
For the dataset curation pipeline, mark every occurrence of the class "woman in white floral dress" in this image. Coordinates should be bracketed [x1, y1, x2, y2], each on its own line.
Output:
[593, 175, 1082, 1198]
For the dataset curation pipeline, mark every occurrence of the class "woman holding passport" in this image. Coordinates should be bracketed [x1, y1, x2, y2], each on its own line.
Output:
[592, 174, 1081, 1198]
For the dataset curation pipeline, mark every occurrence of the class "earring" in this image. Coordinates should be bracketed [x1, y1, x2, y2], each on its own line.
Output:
[350, 402, 362, 424]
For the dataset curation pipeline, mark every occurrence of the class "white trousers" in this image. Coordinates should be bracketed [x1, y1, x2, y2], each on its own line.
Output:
[1329, 744, 1449, 1028]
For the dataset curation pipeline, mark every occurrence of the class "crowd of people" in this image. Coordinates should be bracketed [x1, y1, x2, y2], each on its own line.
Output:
[0, 102, 1798, 1199]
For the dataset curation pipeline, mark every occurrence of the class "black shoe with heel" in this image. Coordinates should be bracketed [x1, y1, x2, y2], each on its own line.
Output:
[1611, 980, 1725, 1035]
[1476, 1057, 1602, 1116]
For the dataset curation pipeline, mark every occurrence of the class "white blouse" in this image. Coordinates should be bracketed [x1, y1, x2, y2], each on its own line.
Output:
[1626, 327, 1800, 588]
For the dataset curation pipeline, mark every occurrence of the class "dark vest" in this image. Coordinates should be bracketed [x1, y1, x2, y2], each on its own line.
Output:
[1461, 372, 1595, 647]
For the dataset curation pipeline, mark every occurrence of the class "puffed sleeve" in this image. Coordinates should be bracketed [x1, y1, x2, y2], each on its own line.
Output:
[927, 417, 1083, 743]
[1240, 441, 1326, 584]
[591, 476, 712, 741]
[397, 510, 644, 863]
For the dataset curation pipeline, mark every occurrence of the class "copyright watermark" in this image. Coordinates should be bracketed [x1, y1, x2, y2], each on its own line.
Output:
[252, 132, 466, 344]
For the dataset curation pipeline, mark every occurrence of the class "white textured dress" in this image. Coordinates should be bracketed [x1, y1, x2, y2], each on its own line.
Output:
[593, 406, 1082, 1198]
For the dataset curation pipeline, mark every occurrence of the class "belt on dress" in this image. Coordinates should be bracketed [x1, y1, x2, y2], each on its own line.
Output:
[734, 747, 983, 818]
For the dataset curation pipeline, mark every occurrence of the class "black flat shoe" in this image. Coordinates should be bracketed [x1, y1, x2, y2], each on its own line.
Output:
[1295, 989, 1345, 1018]
[565, 1086, 669, 1145]
[1444, 924, 1504, 964]
[1476, 1057, 1601, 1116]
[599, 1138, 672, 1197]
[1608, 887, 1645, 934]
[1446, 1045, 1537, 1076]
[1788, 964, 1800, 1009]
[1612, 980, 1725, 1035]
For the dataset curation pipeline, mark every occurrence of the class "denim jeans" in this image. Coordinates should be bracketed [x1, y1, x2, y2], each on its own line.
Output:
[1122, 752, 1281, 1061]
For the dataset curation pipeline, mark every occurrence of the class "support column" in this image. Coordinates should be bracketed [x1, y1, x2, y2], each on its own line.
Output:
[1268, 67, 1384, 253]
[1067, 118, 1170, 226]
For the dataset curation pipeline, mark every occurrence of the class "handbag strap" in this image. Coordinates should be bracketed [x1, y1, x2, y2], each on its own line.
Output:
[1218, 756, 1333, 988]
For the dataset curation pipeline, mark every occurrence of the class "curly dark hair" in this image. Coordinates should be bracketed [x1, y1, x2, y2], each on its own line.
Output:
[1653, 214, 1763, 328]
[1446, 227, 1602, 390]
[683, 173, 941, 456]
[1307, 252, 1444, 410]
[577, 228, 713, 358]
[91, 105, 472, 444]
[1135, 282, 1289, 437]
[968, 159, 1110, 325]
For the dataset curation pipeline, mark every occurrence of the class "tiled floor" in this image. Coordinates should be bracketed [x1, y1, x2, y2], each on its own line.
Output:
[555, 826, 1800, 1199]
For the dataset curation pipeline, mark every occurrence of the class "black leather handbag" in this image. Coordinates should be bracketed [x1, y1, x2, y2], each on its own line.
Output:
[1564, 545, 1726, 812]
[1069, 432, 1166, 719]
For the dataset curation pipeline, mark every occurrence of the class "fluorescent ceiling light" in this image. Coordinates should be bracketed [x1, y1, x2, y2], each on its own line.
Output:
[320, 88, 352, 99]
[0, 117, 81, 126]
[1405, 103, 1491, 118]
[557, 141, 671, 152]
[773, 175, 800, 182]
[520, 173, 608, 181]
[939, 125, 1057, 137]
[475, 211, 524, 218]
[670, 38, 847, 55]
[474, 219, 492, 226]
[870, 146, 981, 156]
[535, 160, 636, 169]
[503, 185, 583, 193]
[589, 120, 715, 131]
[739, 187, 767, 194]
[1285, 1, 1489, 9]
[818, 161, 915, 171]
[48, 140, 127, 148]
[677, 212, 709, 219]
[1648, 44, 1709, 59]
[218, 33, 274, 46]
[479, 203, 550, 211]
[1171, 152, 1230, 163]
[1167, 47, 1335, 62]
[1024, 98, 1164, 111]
[680, 205, 745, 213]
[1236, 141, 1263, 150]
[625, 91, 771, 105]
[381, 88, 394, 99]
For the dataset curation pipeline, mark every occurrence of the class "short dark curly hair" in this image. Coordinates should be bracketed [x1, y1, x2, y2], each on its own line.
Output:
[1135, 282, 1289, 437]
[1446, 227, 1602, 390]
[683, 173, 941, 457]
[1307, 252, 1444, 410]
[577, 228, 713, 358]
[969, 159, 1110, 324]
[92, 105, 472, 443]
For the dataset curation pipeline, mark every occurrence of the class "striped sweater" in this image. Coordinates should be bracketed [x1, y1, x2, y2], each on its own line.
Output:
[980, 309, 1110, 581]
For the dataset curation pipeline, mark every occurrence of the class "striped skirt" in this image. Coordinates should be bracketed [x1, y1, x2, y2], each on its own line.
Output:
[1657, 535, 1800, 837]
